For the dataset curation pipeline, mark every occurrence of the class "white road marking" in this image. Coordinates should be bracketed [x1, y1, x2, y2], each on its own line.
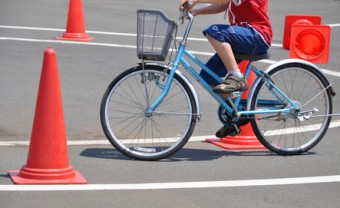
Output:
[0, 119, 339, 147]
[0, 37, 137, 49]
[1, 36, 339, 78]
[1, 175, 340, 191]
[329, 23, 340, 27]
[0, 25, 286, 46]
[0, 37, 340, 77]
[1, 24, 340, 77]
[0, 135, 211, 146]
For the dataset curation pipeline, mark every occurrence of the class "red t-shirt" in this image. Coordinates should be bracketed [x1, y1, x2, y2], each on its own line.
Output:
[228, 0, 273, 46]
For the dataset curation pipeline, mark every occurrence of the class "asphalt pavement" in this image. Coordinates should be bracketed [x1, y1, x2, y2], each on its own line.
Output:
[1, 0, 340, 207]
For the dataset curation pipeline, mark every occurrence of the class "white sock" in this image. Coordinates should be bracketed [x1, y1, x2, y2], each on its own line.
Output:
[228, 69, 242, 77]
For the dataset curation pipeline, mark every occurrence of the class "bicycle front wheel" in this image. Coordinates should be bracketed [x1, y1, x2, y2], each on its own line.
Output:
[250, 62, 332, 155]
[100, 65, 197, 160]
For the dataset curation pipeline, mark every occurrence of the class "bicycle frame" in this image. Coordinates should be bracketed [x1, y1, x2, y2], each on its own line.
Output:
[146, 12, 297, 119]
[147, 44, 297, 118]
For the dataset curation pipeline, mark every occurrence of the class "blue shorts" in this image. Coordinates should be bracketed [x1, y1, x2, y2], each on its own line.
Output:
[203, 24, 270, 54]
[201, 24, 270, 85]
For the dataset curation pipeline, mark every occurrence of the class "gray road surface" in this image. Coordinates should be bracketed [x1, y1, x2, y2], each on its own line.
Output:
[1, 0, 340, 207]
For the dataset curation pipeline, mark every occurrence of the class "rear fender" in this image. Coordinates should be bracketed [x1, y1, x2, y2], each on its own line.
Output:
[246, 59, 335, 110]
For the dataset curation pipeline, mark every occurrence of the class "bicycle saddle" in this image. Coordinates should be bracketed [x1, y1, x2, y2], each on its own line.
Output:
[234, 52, 270, 61]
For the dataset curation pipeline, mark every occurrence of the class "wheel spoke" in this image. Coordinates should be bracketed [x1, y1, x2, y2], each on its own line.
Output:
[251, 63, 332, 155]
[100, 67, 196, 160]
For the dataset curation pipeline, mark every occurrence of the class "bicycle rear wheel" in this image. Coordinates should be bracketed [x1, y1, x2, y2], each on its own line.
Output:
[100, 65, 197, 160]
[250, 62, 332, 155]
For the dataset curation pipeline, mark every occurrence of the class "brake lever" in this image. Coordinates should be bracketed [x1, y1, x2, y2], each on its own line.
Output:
[179, 2, 191, 24]
[179, 11, 188, 24]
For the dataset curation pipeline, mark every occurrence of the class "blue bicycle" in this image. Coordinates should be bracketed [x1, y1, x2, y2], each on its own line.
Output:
[100, 9, 335, 160]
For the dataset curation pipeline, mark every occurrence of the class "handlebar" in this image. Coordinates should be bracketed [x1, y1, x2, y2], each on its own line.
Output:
[179, 7, 194, 45]
[179, 2, 192, 23]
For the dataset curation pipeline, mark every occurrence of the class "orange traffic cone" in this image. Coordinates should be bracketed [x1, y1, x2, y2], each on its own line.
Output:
[290, 24, 331, 64]
[8, 48, 87, 184]
[206, 122, 265, 150]
[283, 15, 321, 50]
[206, 61, 266, 150]
[56, 0, 95, 41]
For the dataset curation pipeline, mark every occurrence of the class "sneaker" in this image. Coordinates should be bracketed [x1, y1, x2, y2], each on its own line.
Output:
[215, 117, 250, 138]
[215, 125, 239, 138]
[213, 74, 248, 94]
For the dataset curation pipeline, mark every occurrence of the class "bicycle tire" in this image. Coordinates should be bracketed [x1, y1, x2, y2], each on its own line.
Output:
[250, 62, 332, 155]
[100, 65, 197, 160]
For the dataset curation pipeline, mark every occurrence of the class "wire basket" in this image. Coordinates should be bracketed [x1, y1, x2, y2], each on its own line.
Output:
[137, 9, 177, 61]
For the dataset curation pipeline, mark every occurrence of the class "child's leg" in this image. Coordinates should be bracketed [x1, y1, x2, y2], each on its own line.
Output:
[206, 34, 239, 73]
[206, 34, 248, 93]
[203, 24, 270, 137]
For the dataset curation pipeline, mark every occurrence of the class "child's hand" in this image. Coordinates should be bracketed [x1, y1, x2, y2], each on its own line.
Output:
[179, 0, 195, 11]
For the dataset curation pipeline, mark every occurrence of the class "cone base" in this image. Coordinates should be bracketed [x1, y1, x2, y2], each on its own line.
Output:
[205, 135, 266, 150]
[55, 32, 95, 42]
[8, 169, 88, 185]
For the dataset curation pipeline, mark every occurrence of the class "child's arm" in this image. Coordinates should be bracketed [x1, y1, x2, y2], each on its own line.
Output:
[180, 0, 230, 16]
[192, 4, 228, 16]
[192, 0, 232, 4]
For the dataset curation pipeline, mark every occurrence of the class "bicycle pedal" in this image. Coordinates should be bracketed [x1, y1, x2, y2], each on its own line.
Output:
[229, 126, 241, 136]
[233, 124, 241, 134]
[229, 130, 241, 137]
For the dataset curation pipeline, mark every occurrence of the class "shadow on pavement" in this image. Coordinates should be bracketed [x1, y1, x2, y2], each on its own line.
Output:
[79, 146, 291, 162]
